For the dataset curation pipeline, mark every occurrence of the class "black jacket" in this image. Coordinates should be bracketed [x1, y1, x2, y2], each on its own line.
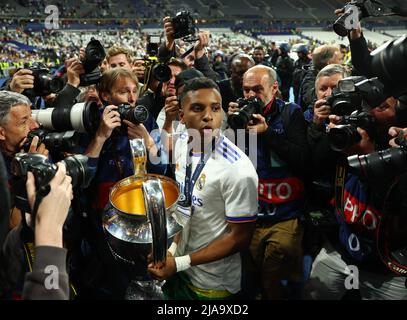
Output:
[217, 78, 242, 113]
[299, 67, 317, 111]
[263, 100, 310, 175]
[276, 55, 294, 84]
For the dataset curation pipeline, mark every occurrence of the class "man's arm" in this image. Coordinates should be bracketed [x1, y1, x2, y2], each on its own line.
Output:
[194, 54, 219, 82]
[189, 221, 255, 265]
[147, 221, 255, 280]
[52, 58, 84, 109]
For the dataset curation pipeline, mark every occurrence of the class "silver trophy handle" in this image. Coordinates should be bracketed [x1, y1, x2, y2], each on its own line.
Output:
[142, 178, 167, 265]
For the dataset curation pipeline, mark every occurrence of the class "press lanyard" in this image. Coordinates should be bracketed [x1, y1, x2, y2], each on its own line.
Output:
[180, 137, 219, 207]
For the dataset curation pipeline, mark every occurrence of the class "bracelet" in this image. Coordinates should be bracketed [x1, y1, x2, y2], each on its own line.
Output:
[175, 255, 191, 272]
[168, 242, 178, 256]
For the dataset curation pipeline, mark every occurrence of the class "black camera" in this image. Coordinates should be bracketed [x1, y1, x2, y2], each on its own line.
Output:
[31, 101, 100, 135]
[23, 128, 81, 154]
[325, 76, 386, 116]
[328, 110, 376, 152]
[27, 66, 64, 97]
[11, 153, 93, 213]
[117, 104, 149, 125]
[171, 11, 198, 41]
[80, 38, 106, 87]
[143, 56, 172, 83]
[227, 97, 265, 130]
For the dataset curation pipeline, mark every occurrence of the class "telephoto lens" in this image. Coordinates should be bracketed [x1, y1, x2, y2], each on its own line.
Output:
[347, 147, 407, 181]
[31, 101, 100, 134]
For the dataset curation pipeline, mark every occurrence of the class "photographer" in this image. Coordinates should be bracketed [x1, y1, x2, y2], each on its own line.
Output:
[305, 64, 350, 124]
[0, 90, 48, 231]
[299, 45, 343, 111]
[228, 65, 310, 299]
[83, 67, 166, 210]
[137, 58, 187, 120]
[303, 92, 407, 300]
[0, 153, 72, 300]
[76, 68, 167, 299]
[0, 91, 46, 160]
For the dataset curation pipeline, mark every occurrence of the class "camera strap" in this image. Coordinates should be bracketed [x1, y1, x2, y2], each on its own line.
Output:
[334, 164, 347, 220]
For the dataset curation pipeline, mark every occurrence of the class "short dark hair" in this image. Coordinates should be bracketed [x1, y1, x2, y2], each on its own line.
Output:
[179, 78, 220, 105]
[254, 46, 265, 52]
[168, 57, 188, 71]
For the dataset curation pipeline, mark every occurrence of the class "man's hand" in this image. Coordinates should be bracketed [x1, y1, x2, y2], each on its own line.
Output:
[327, 114, 342, 129]
[164, 96, 179, 123]
[66, 57, 85, 88]
[26, 163, 73, 247]
[21, 135, 49, 157]
[163, 16, 175, 50]
[96, 105, 121, 141]
[123, 120, 149, 140]
[247, 114, 268, 134]
[228, 102, 239, 116]
[9, 69, 34, 93]
[313, 99, 331, 126]
[194, 31, 210, 59]
[123, 120, 157, 155]
[388, 126, 407, 147]
[147, 256, 177, 281]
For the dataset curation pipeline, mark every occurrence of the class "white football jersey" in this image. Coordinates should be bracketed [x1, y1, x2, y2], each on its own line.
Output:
[173, 133, 258, 293]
